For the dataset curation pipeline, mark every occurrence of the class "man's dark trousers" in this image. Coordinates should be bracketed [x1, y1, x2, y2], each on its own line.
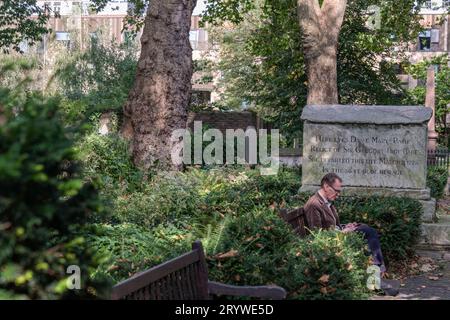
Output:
[353, 224, 386, 272]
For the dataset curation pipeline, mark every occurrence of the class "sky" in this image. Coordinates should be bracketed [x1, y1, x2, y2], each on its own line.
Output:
[193, 0, 207, 15]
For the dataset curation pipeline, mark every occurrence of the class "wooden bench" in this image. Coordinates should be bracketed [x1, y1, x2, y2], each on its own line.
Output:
[278, 207, 307, 237]
[111, 240, 287, 300]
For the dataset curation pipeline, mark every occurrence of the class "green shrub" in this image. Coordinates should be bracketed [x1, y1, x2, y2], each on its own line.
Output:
[78, 136, 416, 298]
[284, 193, 422, 264]
[111, 172, 204, 227]
[334, 196, 422, 263]
[84, 223, 194, 283]
[78, 143, 302, 228]
[288, 230, 369, 300]
[206, 207, 297, 286]
[55, 36, 137, 117]
[77, 132, 145, 193]
[206, 208, 369, 300]
[0, 89, 109, 299]
[427, 166, 448, 199]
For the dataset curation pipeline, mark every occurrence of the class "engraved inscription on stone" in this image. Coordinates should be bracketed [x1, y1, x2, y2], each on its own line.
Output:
[302, 123, 427, 189]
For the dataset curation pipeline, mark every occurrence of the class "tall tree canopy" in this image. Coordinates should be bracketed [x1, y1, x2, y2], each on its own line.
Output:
[1, 0, 446, 168]
[203, 0, 428, 141]
[202, 0, 432, 105]
[0, 0, 50, 52]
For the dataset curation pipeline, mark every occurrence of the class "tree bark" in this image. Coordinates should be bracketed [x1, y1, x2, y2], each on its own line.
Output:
[122, 0, 197, 170]
[297, 0, 347, 105]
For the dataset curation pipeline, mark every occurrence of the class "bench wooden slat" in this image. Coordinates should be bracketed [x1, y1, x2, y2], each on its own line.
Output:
[111, 249, 200, 299]
[185, 263, 195, 299]
[193, 241, 210, 299]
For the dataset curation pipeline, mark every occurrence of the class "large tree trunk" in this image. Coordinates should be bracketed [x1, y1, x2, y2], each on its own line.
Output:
[122, 0, 196, 170]
[297, 0, 347, 105]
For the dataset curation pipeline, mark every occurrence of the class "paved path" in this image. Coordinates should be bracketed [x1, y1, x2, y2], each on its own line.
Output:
[373, 250, 450, 300]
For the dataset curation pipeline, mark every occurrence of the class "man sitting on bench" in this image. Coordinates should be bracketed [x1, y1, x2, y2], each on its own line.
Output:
[303, 173, 387, 275]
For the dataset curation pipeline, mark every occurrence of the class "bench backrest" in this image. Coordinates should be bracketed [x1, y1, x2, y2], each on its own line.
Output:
[111, 241, 209, 300]
[278, 207, 307, 237]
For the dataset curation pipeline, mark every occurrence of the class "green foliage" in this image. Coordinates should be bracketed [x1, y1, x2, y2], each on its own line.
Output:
[55, 36, 137, 123]
[334, 196, 422, 262]
[0, 1, 50, 52]
[84, 223, 193, 282]
[206, 208, 370, 300]
[0, 0, 148, 51]
[0, 55, 39, 89]
[77, 128, 302, 229]
[79, 134, 421, 298]
[404, 54, 450, 145]
[205, 0, 424, 142]
[206, 207, 300, 291]
[202, 0, 257, 25]
[427, 166, 449, 199]
[207, 0, 306, 142]
[77, 132, 145, 193]
[288, 230, 369, 300]
[0, 88, 109, 299]
[78, 141, 381, 300]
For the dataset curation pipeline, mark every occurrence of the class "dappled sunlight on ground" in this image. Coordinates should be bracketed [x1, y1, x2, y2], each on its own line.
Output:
[372, 250, 450, 300]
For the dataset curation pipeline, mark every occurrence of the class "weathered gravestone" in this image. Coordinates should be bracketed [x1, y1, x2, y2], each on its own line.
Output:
[300, 105, 435, 221]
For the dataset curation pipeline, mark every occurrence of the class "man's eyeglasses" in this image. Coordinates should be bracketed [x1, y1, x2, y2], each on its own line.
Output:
[328, 185, 342, 194]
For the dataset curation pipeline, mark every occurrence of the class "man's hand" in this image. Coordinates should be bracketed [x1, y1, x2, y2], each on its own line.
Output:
[341, 222, 359, 233]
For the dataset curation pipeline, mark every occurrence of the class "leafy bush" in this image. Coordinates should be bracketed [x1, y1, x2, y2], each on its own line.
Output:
[55, 36, 137, 124]
[285, 193, 422, 264]
[427, 166, 448, 199]
[110, 172, 204, 227]
[78, 136, 303, 228]
[334, 196, 422, 263]
[84, 223, 194, 283]
[77, 132, 145, 193]
[288, 230, 369, 300]
[0, 89, 109, 299]
[206, 208, 369, 300]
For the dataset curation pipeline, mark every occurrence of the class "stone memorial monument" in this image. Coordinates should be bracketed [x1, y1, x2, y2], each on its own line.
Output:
[300, 104, 436, 221]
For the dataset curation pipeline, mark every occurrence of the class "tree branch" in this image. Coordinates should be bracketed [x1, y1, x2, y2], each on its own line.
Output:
[321, 0, 347, 42]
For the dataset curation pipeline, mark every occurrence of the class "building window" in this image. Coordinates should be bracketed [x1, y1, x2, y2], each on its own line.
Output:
[422, 0, 433, 9]
[418, 30, 431, 51]
[421, 0, 449, 10]
[55, 31, 70, 49]
[72, 2, 81, 14]
[53, 2, 61, 15]
[18, 40, 29, 53]
[43, 2, 51, 13]
[430, 29, 440, 44]
[55, 31, 70, 41]
[189, 30, 198, 50]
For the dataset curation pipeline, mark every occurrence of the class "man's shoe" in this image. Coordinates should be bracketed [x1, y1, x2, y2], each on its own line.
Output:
[380, 279, 400, 296]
